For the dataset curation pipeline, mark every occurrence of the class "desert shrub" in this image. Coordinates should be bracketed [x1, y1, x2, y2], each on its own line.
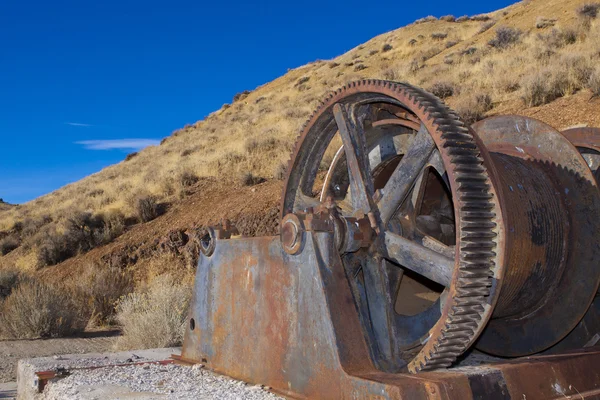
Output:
[428, 81, 455, 99]
[455, 92, 493, 125]
[498, 76, 521, 93]
[74, 264, 133, 325]
[273, 162, 287, 180]
[471, 14, 491, 21]
[37, 226, 75, 267]
[295, 76, 310, 87]
[114, 275, 192, 350]
[94, 210, 126, 244]
[0, 269, 20, 299]
[445, 40, 459, 49]
[588, 68, 600, 96]
[239, 171, 264, 186]
[488, 27, 522, 49]
[420, 47, 442, 61]
[0, 280, 84, 339]
[233, 90, 250, 102]
[36, 211, 125, 267]
[20, 215, 52, 239]
[479, 21, 496, 33]
[328, 62, 340, 69]
[382, 43, 393, 52]
[354, 64, 368, 72]
[456, 16, 470, 22]
[536, 17, 556, 29]
[461, 47, 477, 56]
[136, 195, 159, 222]
[538, 28, 578, 49]
[522, 71, 559, 106]
[440, 15, 456, 22]
[431, 32, 448, 40]
[415, 16, 437, 24]
[178, 170, 199, 188]
[578, 3, 600, 19]
[124, 152, 138, 162]
[0, 235, 19, 255]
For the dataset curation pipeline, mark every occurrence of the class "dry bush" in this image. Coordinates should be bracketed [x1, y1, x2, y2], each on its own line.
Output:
[428, 81, 455, 99]
[0, 269, 20, 299]
[178, 170, 199, 189]
[538, 28, 578, 49]
[522, 71, 558, 106]
[114, 275, 192, 350]
[478, 21, 496, 34]
[273, 162, 287, 180]
[73, 263, 133, 325]
[454, 92, 493, 125]
[471, 14, 491, 22]
[415, 16, 437, 24]
[36, 226, 74, 267]
[536, 17, 556, 29]
[488, 27, 522, 49]
[136, 195, 159, 222]
[578, 3, 600, 19]
[382, 43, 393, 52]
[239, 171, 264, 186]
[431, 32, 448, 40]
[456, 16, 470, 22]
[440, 15, 456, 22]
[124, 152, 138, 162]
[0, 280, 84, 339]
[589, 68, 600, 96]
[0, 235, 19, 255]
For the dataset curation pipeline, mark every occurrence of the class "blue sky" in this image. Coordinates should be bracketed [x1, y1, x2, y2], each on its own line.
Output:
[0, 0, 514, 204]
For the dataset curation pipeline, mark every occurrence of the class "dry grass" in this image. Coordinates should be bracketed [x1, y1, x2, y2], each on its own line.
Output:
[1, 0, 600, 273]
[114, 274, 192, 350]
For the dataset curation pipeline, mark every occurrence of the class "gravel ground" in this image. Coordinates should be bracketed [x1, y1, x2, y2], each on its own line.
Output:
[0, 334, 118, 383]
[42, 363, 283, 400]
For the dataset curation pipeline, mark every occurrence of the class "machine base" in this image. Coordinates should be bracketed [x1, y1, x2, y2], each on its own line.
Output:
[181, 234, 600, 399]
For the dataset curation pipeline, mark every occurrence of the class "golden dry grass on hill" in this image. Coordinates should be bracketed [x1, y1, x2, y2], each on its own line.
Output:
[1, 0, 600, 275]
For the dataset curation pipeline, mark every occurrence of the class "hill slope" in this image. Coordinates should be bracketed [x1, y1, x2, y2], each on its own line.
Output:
[1, 0, 599, 280]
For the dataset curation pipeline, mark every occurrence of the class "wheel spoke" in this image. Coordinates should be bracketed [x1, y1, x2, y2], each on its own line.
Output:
[333, 103, 373, 216]
[378, 124, 436, 224]
[362, 257, 398, 359]
[384, 231, 454, 287]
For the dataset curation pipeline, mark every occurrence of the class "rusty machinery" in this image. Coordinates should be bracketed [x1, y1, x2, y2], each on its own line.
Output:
[180, 81, 600, 399]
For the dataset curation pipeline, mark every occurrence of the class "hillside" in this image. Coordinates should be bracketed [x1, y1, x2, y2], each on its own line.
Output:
[1, 0, 600, 283]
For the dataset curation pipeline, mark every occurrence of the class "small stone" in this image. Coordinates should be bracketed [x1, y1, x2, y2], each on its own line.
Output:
[192, 363, 205, 370]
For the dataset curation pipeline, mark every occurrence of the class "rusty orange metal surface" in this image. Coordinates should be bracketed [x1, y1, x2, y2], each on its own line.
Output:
[181, 233, 600, 399]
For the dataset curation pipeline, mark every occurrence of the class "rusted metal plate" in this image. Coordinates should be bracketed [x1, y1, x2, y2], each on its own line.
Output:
[181, 233, 600, 399]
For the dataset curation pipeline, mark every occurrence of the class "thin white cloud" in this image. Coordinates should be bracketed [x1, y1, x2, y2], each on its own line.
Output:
[76, 139, 160, 151]
[66, 122, 93, 127]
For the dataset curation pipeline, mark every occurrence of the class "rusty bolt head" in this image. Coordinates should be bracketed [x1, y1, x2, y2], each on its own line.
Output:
[281, 213, 304, 255]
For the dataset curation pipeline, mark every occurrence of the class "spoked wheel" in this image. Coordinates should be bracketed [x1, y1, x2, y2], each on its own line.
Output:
[281, 80, 504, 372]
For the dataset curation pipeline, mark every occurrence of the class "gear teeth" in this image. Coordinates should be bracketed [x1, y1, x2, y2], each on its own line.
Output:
[282, 80, 499, 374]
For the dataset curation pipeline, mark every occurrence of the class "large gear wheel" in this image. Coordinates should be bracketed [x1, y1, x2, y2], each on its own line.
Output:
[281, 80, 505, 372]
